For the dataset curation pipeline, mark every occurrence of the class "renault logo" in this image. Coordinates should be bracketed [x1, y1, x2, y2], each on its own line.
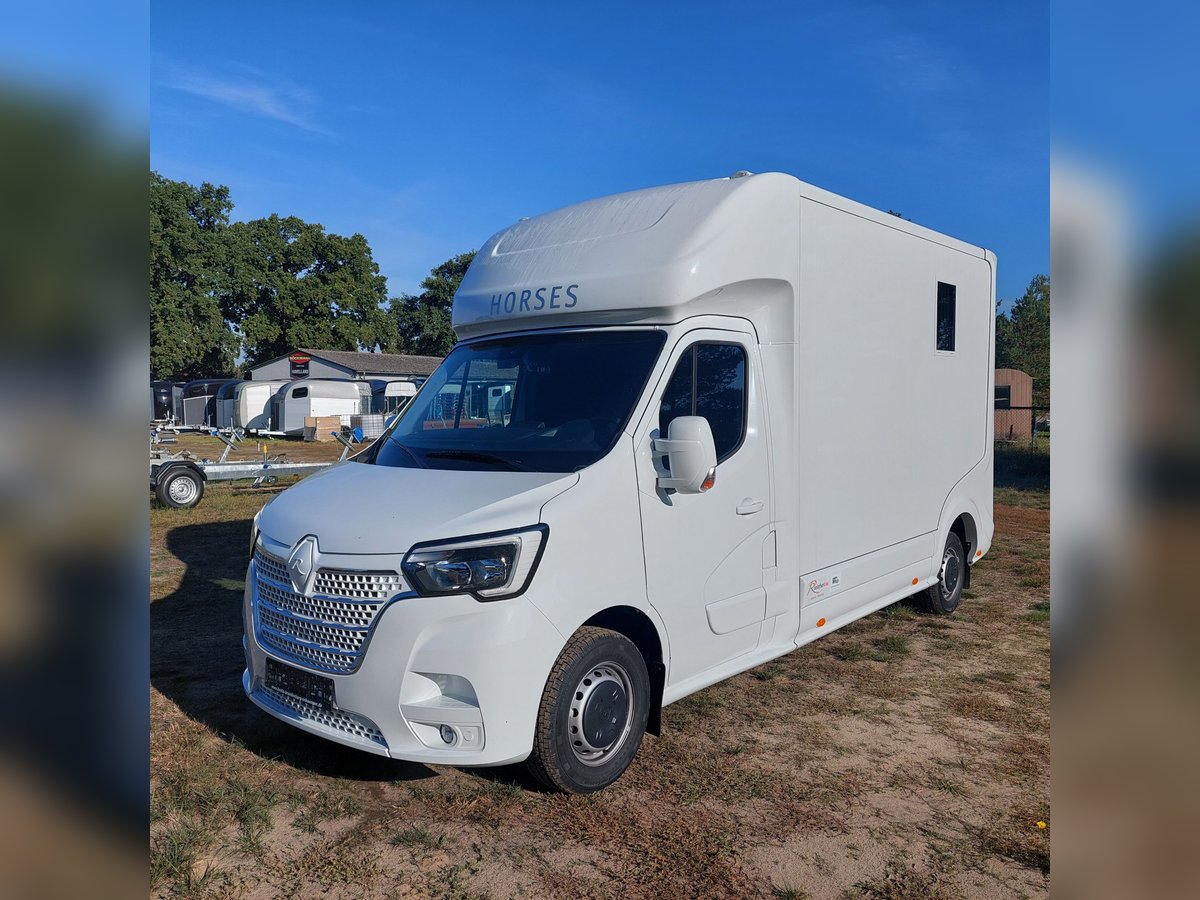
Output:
[287, 535, 318, 595]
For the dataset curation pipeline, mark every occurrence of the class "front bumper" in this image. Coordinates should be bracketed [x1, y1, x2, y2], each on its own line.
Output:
[242, 561, 565, 766]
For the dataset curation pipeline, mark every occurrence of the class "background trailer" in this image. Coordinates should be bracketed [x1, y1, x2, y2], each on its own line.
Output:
[178, 378, 238, 428]
[233, 379, 288, 432]
[270, 378, 371, 435]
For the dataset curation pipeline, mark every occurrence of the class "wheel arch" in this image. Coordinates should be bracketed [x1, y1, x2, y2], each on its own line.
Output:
[152, 459, 208, 487]
[940, 508, 979, 589]
[582, 605, 666, 736]
[950, 511, 978, 559]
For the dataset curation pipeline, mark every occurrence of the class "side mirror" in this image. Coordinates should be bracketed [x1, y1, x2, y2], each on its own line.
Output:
[653, 416, 717, 494]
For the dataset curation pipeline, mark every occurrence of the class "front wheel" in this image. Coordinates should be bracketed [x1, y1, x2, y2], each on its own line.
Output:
[924, 532, 966, 615]
[526, 627, 650, 793]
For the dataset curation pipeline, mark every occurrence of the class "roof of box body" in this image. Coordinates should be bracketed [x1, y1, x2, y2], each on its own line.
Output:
[452, 172, 991, 340]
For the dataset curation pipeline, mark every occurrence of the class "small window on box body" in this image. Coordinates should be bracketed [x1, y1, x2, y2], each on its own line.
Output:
[293, 386, 308, 398]
[936, 282, 956, 351]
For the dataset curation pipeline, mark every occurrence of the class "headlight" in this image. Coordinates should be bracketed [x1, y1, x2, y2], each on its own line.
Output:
[401, 525, 548, 600]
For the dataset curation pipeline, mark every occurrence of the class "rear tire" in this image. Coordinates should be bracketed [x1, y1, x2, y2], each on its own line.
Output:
[526, 627, 649, 793]
[924, 532, 966, 615]
[156, 467, 204, 508]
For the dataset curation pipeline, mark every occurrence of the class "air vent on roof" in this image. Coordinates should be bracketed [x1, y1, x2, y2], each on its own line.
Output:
[730, 170, 753, 179]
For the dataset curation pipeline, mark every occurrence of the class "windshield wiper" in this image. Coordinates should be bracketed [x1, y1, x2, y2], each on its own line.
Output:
[425, 450, 525, 471]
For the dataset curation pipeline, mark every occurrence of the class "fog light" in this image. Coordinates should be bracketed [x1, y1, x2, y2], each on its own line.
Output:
[439, 724, 457, 745]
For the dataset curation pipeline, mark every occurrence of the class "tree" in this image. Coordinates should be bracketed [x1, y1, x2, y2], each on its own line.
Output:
[222, 215, 396, 367]
[995, 274, 1050, 406]
[385, 251, 476, 356]
[995, 301, 1016, 369]
[150, 172, 240, 379]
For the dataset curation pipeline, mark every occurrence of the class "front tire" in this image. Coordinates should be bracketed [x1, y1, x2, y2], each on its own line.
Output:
[924, 532, 966, 615]
[526, 627, 650, 793]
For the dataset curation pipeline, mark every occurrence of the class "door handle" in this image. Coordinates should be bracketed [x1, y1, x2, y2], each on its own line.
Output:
[736, 498, 764, 516]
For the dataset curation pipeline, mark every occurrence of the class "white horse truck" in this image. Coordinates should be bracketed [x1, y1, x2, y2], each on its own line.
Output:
[243, 172, 995, 793]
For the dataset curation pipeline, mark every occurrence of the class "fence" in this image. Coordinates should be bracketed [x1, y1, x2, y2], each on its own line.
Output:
[994, 405, 1049, 445]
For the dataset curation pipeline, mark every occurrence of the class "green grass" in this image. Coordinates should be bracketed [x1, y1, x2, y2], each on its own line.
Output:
[878, 601, 920, 620]
[752, 662, 786, 681]
[871, 634, 911, 661]
[291, 791, 362, 833]
[833, 643, 868, 662]
[1023, 601, 1051, 622]
[391, 825, 438, 848]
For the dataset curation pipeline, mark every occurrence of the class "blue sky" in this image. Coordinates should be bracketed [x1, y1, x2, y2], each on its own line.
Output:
[151, 1, 1047, 306]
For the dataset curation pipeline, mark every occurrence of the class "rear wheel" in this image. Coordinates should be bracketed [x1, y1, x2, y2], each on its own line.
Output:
[924, 532, 966, 615]
[156, 467, 204, 508]
[526, 627, 649, 793]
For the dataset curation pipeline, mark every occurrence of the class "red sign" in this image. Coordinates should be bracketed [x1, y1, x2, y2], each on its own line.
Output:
[289, 351, 311, 379]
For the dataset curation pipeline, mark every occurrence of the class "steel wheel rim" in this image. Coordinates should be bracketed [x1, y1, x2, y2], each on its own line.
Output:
[940, 547, 962, 601]
[168, 476, 198, 504]
[567, 661, 634, 767]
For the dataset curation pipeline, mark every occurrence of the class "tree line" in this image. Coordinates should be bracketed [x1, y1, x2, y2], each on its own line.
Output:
[150, 172, 470, 380]
[153, 171, 1050, 402]
[996, 274, 1050, 407]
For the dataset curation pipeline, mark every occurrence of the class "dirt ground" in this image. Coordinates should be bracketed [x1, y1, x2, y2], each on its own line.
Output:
[150, 436, 1049, 899]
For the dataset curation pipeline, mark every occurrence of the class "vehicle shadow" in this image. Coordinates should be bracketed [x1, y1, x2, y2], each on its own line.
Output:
[995, 446, 1050, 491]
[152, 519, 437, 784]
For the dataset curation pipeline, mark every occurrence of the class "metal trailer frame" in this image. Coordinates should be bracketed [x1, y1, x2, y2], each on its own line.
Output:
[150, 428, 362, 509]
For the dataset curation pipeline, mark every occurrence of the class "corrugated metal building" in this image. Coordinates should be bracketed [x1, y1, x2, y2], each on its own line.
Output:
[248, 348, 443, 382]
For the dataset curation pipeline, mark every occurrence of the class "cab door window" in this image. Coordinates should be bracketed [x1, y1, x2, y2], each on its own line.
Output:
[658, 342, 747, 462]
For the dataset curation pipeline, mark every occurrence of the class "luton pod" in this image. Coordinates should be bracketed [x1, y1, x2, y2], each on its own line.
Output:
[242, 172, 995, 793]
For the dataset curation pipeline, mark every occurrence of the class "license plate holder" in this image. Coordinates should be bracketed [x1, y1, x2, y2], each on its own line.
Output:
[265, 658, 335, 711]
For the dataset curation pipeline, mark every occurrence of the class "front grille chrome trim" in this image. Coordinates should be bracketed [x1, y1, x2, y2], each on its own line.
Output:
[252, 683, 388, 749]
[251, 546, 415, 674]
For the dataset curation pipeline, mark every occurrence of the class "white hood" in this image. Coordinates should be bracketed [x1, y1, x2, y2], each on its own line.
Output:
[257, 461, 578, 555]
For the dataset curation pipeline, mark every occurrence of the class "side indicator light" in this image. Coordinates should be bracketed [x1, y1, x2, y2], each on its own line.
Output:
[976, 550, 983, 557]
[816, 618, 826, 627]
[911, 577, 919, 585]
[700, 468, 717, 492]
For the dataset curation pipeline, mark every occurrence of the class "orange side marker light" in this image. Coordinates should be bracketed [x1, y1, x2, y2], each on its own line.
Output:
[911, 577, 919, 585]
[816, 618, 826, 627]
[976, 550, 983, 557]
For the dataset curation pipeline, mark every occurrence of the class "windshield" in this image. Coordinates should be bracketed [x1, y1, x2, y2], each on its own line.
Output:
[371, 330, 666, 473]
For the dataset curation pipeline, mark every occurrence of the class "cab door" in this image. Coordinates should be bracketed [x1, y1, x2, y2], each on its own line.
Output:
[635, 329, 772, 689]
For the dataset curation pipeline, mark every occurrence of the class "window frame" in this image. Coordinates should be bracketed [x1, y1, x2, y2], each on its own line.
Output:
[658, 339, 750, 465]
[935, 280, 957, 353]
[994, 384, 1012, 409]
